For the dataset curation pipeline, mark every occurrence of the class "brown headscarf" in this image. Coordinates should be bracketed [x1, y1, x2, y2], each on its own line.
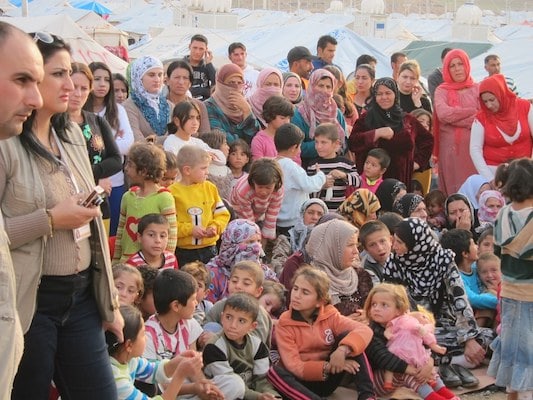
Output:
[211, 63, 247, 123]
[337, 188, 381, 228]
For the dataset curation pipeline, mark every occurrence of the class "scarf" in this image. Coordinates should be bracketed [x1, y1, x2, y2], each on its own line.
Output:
[478, 190, 505, 224]
[375, 178, 407, 213]
[364, 77, 404, 134]
[494, 204, 533, 261]
[130, 56, 169, 136]
[248, 67, 283, 126]
[211, 64, 247, 124]
[458, 174, 488, 209]
[433, 49, 477, 157]
[477, 73, 519, 134]
[282, 72, 303, 104]
[393, 193, 424, 218]
[205, 219, 261, 276]
[337, 188, 381, 229]
[305, 219, 360, 305]
[297, 69, 344, 143]
[288, 198, 329, 253]
[384, 218, 455, 305]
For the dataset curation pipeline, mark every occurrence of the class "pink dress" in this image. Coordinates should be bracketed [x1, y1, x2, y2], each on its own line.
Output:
[386, 314, 437, 367]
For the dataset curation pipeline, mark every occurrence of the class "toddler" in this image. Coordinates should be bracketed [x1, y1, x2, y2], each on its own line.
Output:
[181, 261, 214, 324]
[199, 129, 233, 200]
[360, 148, 390, 194]
[477, 227, 494, 255]
[425, 189, 447, 230]
[113, 264, 143, 307]
[259, 280, 286, 318]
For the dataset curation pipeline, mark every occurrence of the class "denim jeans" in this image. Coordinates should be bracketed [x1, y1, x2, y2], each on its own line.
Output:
[12, 269, 117, 400]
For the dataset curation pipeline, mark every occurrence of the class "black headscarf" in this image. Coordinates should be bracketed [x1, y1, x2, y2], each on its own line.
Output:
[364, 77, 404, 133]
[376, 178, 407, 213]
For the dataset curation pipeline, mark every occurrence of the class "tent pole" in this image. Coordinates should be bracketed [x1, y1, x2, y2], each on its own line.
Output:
[22, 0, 28, 16]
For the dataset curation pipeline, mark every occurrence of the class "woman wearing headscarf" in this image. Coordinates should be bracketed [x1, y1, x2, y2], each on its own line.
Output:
[434, 49, 479, 195]
[458, 174, 491, 209]
[470, 73, 533, 181]
[349, 78, 433, 192]
[337, 188, 381, 229]
[291, 68, 347, 166]
[282, 71, 303, 105]
[306, 219, 373, 319]
[392, 193, 428, 220]
[248, 67, 283, 128]
[123, 55, 171, 142]
[445, 193, 482, 241]
[205, 63, 260, 144]
[384, 218, 494, 379]
[375, 178, 407, 213]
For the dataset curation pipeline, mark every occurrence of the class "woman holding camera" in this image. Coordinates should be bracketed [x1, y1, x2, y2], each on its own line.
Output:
[0, 33, 122, 399]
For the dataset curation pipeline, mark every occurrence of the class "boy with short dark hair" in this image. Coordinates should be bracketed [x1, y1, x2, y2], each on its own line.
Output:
[126, 213, 178, 270]
[144, 269, 223, 398]
[307, 122, 361, 211]
[359, 220, 392, 286]
[251, 96, 295, 161]
[275, 123, 326, 234]
[170, 146, 230, 266]
[360, 148, 390, 194]
[203, 293, 280, 400]
[186, 34, 216, 101]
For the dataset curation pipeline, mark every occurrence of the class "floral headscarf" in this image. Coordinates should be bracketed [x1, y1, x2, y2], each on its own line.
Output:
[478, 190, 505, 224]
[130, 56, 169, 135]
[305, 219, 360, 305]
[248, 67, 283, 126]
[337, 188, 381, 229]
[384, 218, 455, 305]
[297, 68, 345, 144]
[393, 193, 424, 218]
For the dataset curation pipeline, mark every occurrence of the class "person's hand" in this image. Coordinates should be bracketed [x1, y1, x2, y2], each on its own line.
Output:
[228, 92, 250, 115]
[205, 226, 217, 237]
[49, 194, 101, 230]
[324, 174, 335, 188]
[98, 178, 113, 196]
[115, 129, 124, 139]
[375, 127, 394, 141]
[414, 357, 434, 383]
[258, 394, 279, 400]
[464, 338, 486, 367]
[193, 378, 225, 400]
[347, 309, 367, 323]
[103, 308, 125, 343]
[329, 346, 349, 374]
[204, 49, 213, 64]
[329, 169, 346, 180]
[342, 359, 360, 375]
[197, 331, 216, 349]
[192, 226, 207, 239]
[411, 85, 423, 106]
[145, 134, 157, 144]
[209, 151, 222, 163]
[413, 162, 420, 171]
[175, 353, 203, 380]
[455, 212, 472, 230]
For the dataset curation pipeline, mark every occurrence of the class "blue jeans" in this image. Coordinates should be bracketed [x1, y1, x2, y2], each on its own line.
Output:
[12, 269, 117, 400]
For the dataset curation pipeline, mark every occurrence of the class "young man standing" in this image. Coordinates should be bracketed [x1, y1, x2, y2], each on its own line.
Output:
[312, 34, 338, 70]
[228, 42, 259, 97]
[184, 34, 216, 101]
[484, 54, 519, 94]
[287, 46, 314, 90]
[0, 21, 44, 397]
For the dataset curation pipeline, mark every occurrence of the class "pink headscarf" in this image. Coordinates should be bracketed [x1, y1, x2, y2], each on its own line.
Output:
[297, 69, 345, 143]
[211, 63, 247, 123]
[478, 189, 505, 224]
[248, 67, 283, 126]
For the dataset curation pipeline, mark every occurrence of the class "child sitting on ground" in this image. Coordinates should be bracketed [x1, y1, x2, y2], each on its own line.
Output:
[359, 220, 393, 286]
[259, 280, 286, 319]
[475, 253, 501, 328]
[306, 122, 361, 211]
[113, 143, 177, 263]
[113, 264, 144, 307]
[181, 261, 214, 325]
[425, 189, 447, 231]
[365, 283, 459, 400]
[107, 305, 202, 400]
[126, 213, 178, 270]
[360, 148, 390, 194]
[137, 265, 158, 320]
[203, 293, 281, 400]
[275, 123, 326, 235]
[169, 146, 230, 265]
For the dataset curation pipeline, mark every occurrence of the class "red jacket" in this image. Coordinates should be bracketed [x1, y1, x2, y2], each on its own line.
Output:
[276, 304, 373, 381]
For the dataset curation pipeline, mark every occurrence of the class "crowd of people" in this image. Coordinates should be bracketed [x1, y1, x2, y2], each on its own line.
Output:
[1, 22, 532, 400]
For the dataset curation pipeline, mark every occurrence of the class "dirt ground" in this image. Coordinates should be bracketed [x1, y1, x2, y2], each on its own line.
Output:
[461, 388, 507, 400]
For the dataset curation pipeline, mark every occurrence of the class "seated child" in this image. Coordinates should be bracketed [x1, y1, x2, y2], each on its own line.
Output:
[161, 151, 179, 188]
[307, 122, 361, 211]
[181, 261, 214, 325]
[203, 293, 281, 400]
[475, 253, 501, 328]
[113, 264, 143, 307]
[359, 220, 393, 286]
[365, 283, 459, 400]
[425, 189, 447, 231]
[477, 227, 494, 255]
[268, 266, 375, 400]
[137, 265, 158, 321]
[251, 95, 296, 162]
[411, 180, 424, 196]
[169, 145, 230, 265]
[227, 139, 251, 181]
[144, 269, 223, 398]
[126, 213, 178, 270]
[107, 305, 202, 400]
[202, 261, 273, 349]
[259, 280, 286, 319]
[275, 123, 326, 234]
[230, 158, 284, 241]
[383, 309, 447, 391]
[199, 129, 233, 200]
[360, 148, 390, 194]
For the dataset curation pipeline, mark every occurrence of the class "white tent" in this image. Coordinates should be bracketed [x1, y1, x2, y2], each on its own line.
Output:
[0, 14, 128, 73]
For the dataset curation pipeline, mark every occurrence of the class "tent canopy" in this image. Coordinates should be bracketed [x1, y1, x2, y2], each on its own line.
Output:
[71, 0, 111, 15]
